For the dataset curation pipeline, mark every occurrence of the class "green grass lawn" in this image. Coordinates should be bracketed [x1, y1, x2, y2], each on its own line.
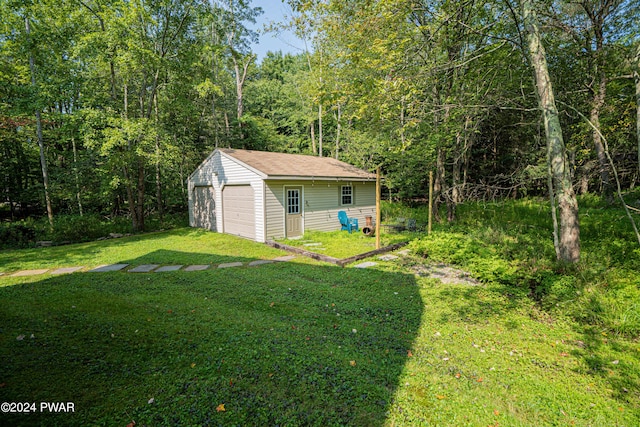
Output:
[1, 224, 639, 426]
[0, 228, 291, 274]
[278, 229, 416, 259]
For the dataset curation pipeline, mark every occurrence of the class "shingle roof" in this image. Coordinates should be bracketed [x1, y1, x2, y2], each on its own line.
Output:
[219, 148, 376, 180]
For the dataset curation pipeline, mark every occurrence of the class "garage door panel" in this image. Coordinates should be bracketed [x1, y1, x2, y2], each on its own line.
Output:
[223, 185, 255, 239]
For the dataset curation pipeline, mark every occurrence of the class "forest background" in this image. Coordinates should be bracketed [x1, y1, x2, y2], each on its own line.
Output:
[1, 0, 639, 251]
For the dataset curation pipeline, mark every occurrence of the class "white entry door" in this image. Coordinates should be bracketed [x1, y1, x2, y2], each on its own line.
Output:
[285, 187, 302, 238]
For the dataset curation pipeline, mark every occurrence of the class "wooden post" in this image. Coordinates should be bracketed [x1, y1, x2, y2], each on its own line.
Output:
[376, 167, 381, 249]
[428, 171, 433, 235]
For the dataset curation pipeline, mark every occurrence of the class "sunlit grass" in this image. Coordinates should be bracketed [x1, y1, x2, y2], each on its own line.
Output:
[0, 228, 287, 274]
[279, 229, 413, 259]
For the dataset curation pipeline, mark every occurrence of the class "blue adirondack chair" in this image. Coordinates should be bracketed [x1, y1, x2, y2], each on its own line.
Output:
[338, 211, 359, 233]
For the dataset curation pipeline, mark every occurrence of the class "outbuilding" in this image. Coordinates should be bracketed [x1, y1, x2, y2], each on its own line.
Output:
[188, 148, 377, 242]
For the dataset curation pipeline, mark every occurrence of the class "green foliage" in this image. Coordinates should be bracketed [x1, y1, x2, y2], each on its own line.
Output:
[403, 197, 640, 337]
[0, 221, 36, 249]
[39, 214, 132, 243]
[409, 232, 521, 286]
[0, 214, 189, 250]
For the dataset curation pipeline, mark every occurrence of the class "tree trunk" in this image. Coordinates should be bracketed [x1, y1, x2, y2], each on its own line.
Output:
[452, 130, 462, 205]
[310, 121, 316, 155]
[521, 0, 580, 263]
[71, 135, 83, 216]
[224, 111, 230, 140]
[635, 43, 640, 180]
[232, 53, 253, 140]
[335, 103, 341, 159]
[433, 146, 446, 222]
[136, 161, 145, 232]
[26, 17, 53, 227]
[591, 73, 611, 198]
[211, 22, 220, 148]
[154, 94, 163, 220]
[318, 103, 323, 157]
[461, 115, 473, 200]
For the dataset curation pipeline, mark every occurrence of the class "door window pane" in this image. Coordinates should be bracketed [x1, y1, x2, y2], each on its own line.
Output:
[287, 189, 300, 214]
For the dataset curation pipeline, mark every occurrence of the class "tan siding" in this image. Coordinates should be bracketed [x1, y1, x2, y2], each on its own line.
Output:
[264, 180, 375, 238]
[264, 181, 286, 239]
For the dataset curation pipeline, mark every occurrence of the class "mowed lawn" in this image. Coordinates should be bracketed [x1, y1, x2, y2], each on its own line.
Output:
[0, 230, 638, 426]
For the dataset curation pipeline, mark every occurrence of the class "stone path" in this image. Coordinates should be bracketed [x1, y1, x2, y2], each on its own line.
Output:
[412, 263, 480, 286]
[353, 248, 479, 286]
[2, 246, 479, 286]
[2, 256, 297, 277]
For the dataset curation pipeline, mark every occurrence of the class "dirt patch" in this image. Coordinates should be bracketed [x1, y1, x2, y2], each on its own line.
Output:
[413, 263, 480, 286]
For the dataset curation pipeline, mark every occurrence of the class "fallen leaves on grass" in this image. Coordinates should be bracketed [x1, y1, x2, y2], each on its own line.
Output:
[216, 404, 226, 412]
[407, 350, 413, 357]
[436, 394, 446, 400]
[350, 360, 357, 366]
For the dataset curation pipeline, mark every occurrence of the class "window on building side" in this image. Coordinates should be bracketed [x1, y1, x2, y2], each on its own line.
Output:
[341, 185, 353, 205]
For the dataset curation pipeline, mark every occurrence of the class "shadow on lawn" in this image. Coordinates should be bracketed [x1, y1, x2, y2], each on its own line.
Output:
[0, 251, 423, 426]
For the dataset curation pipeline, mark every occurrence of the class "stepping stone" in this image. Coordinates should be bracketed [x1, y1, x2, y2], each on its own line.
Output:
[378, 254, 399, 261]
[155, 265, 183, 272]
[89, 264, 129, 273]
[184, 265, 210, 271]
[11, 269, 49, 277]
[354, 261, 377, 269]
[218, 262, 243, 269]
[129, 264, 160, 273]
[51, 267, 84, 275]
[273, 255, 296, 262]
[303, 242, 322, 247]
[248, 260, 274, 267]
[397, 249, 411, 256]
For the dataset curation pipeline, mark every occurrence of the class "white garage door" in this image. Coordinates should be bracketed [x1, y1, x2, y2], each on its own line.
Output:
[192, 186, 216, 230]
[222, 185, 255, 239]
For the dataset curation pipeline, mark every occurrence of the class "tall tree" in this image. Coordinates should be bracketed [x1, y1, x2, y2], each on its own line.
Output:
[24, 16, 54, 227]
[521, 0, 580, 262]
[635, 42, 640, 178]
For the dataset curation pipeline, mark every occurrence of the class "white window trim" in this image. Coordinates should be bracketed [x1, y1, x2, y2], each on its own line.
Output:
[341, 185, 353, 206]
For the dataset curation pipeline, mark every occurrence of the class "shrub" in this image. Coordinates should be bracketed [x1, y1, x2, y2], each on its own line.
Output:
[0, 222, 37, 249]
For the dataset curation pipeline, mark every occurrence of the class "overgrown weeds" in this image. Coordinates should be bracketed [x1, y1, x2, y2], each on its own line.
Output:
[407, 196, 640, 337]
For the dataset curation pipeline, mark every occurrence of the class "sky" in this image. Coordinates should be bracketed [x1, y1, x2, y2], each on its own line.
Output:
[248, 0, 308, 62]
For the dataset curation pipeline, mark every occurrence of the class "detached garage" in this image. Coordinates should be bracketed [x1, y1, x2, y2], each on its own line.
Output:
[188, 148, 377, 242]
